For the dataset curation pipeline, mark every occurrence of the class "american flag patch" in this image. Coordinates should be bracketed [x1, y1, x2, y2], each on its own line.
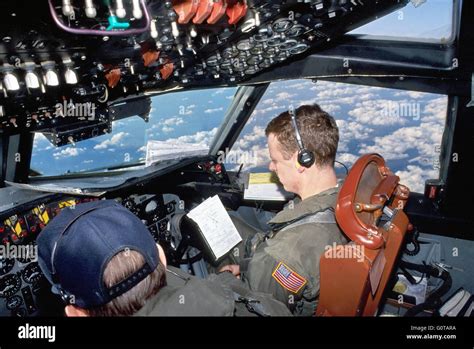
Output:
[272, 262, 307, 294]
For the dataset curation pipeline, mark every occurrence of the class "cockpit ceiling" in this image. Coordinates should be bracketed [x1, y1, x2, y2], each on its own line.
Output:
[0, 0, 408, 138]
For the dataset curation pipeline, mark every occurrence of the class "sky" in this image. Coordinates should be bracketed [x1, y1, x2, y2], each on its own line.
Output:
[351, 0, 453, 41]
[30, 0, 451, 193]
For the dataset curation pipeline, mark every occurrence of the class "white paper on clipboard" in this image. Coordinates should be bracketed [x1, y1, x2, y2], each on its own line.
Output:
[186, 195, 242, 260]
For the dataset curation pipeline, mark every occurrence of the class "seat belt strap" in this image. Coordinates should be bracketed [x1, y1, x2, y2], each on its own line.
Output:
[270, 207, 336, 234]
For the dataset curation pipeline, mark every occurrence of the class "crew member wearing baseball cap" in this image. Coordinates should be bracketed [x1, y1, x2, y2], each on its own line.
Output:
[37, 200, 291, 316]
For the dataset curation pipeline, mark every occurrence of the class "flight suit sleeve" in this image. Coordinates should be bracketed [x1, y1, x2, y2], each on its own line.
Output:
[243, 247, 309, 311]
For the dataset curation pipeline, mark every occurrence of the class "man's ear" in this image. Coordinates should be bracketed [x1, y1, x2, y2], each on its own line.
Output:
[293, 152, 305, 173]
[65, 304, 89, 317]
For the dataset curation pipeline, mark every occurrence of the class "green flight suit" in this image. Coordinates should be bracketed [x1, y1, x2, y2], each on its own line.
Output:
[134, 266, 292, 316]
[236, 186, 347, 316]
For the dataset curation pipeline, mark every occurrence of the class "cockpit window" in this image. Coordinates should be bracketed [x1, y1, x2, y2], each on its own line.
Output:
[349, 0, 454, 43]
[31, 87, 237, 176]
[227, 79, 447, 193]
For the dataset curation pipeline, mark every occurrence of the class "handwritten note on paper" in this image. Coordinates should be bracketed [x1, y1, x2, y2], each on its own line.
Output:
[186, 195, 242, 260]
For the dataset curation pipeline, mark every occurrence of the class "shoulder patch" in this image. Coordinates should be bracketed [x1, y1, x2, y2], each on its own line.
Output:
[272, 262, 307, 294]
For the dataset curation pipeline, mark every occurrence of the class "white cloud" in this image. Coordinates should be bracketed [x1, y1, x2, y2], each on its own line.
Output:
[112, 120, 126, 127]
[421, 96, 447, 123]
[227, 142, 270, 171]
[348, 99, 411, 126]
[275, 92, 296, 101]
[336, 120, 373, 139]
[233, 126, 266, 150]
[358, 93, 377, 101]
[151, 116, 185, 131]
[167, 128, 218, 147]
[33, 133, 49, 146]
[321, 103, 341, 114]
[336, 153, 359, 167]
[315, 83, 378, 99]
[293, 98, 318, 106]
[358, 121, 444, 164]
[285, 81, 313, 91]
[327, 95, 360, 105]
[204, 107, 224, 114]
[336, 119, 374, 152]
[94, 132, 129, 150]
[53, 147, 84, 159]
[395, 165, 439, 193]
[33, 133, 52, 152]
[394, 91, 427, 99]
[261, 98, 275, 106]
[180, 109, 193, 116]
[253, 103, 286, 117]
[162, 117, 184, 126]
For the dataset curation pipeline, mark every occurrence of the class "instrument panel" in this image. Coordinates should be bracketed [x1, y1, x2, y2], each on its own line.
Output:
[0, 0, 408, 144]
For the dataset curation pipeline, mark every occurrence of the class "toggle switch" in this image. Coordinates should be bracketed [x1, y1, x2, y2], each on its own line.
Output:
[150, 19, 158, 38]
[85, 0, 97, 18]
[115, 0, 126, 18]
[45, 69, 59, 87]
[132, 0, 143, 19]
[3, 72, 20, 91]
[65, 67, 78, 84]
[171, 21, 180, 38]
[189, 25, 197, 38]
[10, 117, 18, 128]
[25, 71, 40, 89]
[62, 0, 74, 17]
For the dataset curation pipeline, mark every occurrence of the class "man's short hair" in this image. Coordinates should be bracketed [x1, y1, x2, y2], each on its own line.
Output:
[265, 104, 339, 167]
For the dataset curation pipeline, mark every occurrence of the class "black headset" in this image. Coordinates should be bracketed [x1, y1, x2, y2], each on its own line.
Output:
[289, 105, 315, 168]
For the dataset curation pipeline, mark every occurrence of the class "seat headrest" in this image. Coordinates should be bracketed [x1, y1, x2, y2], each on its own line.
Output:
[335, 154, 409, 250]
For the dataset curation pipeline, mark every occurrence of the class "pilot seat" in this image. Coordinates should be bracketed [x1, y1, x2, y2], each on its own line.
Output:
[316, 153, 411, 316]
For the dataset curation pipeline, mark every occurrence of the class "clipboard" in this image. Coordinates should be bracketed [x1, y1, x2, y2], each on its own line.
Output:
[186, 195, 242, 261]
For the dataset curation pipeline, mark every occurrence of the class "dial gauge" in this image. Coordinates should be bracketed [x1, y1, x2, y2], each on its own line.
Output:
[21, 262, 44, 284]
[0, 274, 22, 298]
[5, 295, 23, 310]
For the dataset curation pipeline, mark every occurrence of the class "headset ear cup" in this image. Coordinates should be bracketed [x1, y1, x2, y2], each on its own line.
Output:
[298, 149, 315, 168]
[289, 106, 315, 168]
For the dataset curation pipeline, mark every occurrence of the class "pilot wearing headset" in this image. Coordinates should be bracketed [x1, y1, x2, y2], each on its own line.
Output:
[220, 104, 348, 316]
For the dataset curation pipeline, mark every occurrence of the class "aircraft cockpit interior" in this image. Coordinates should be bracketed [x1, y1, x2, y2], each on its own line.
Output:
[0, 0, 473, 329]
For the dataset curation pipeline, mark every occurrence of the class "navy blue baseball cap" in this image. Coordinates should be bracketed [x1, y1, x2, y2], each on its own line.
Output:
[37, 199, 160, 309]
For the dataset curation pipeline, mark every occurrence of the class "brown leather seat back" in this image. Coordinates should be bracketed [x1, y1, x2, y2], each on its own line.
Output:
[316, 154, 410, 316]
